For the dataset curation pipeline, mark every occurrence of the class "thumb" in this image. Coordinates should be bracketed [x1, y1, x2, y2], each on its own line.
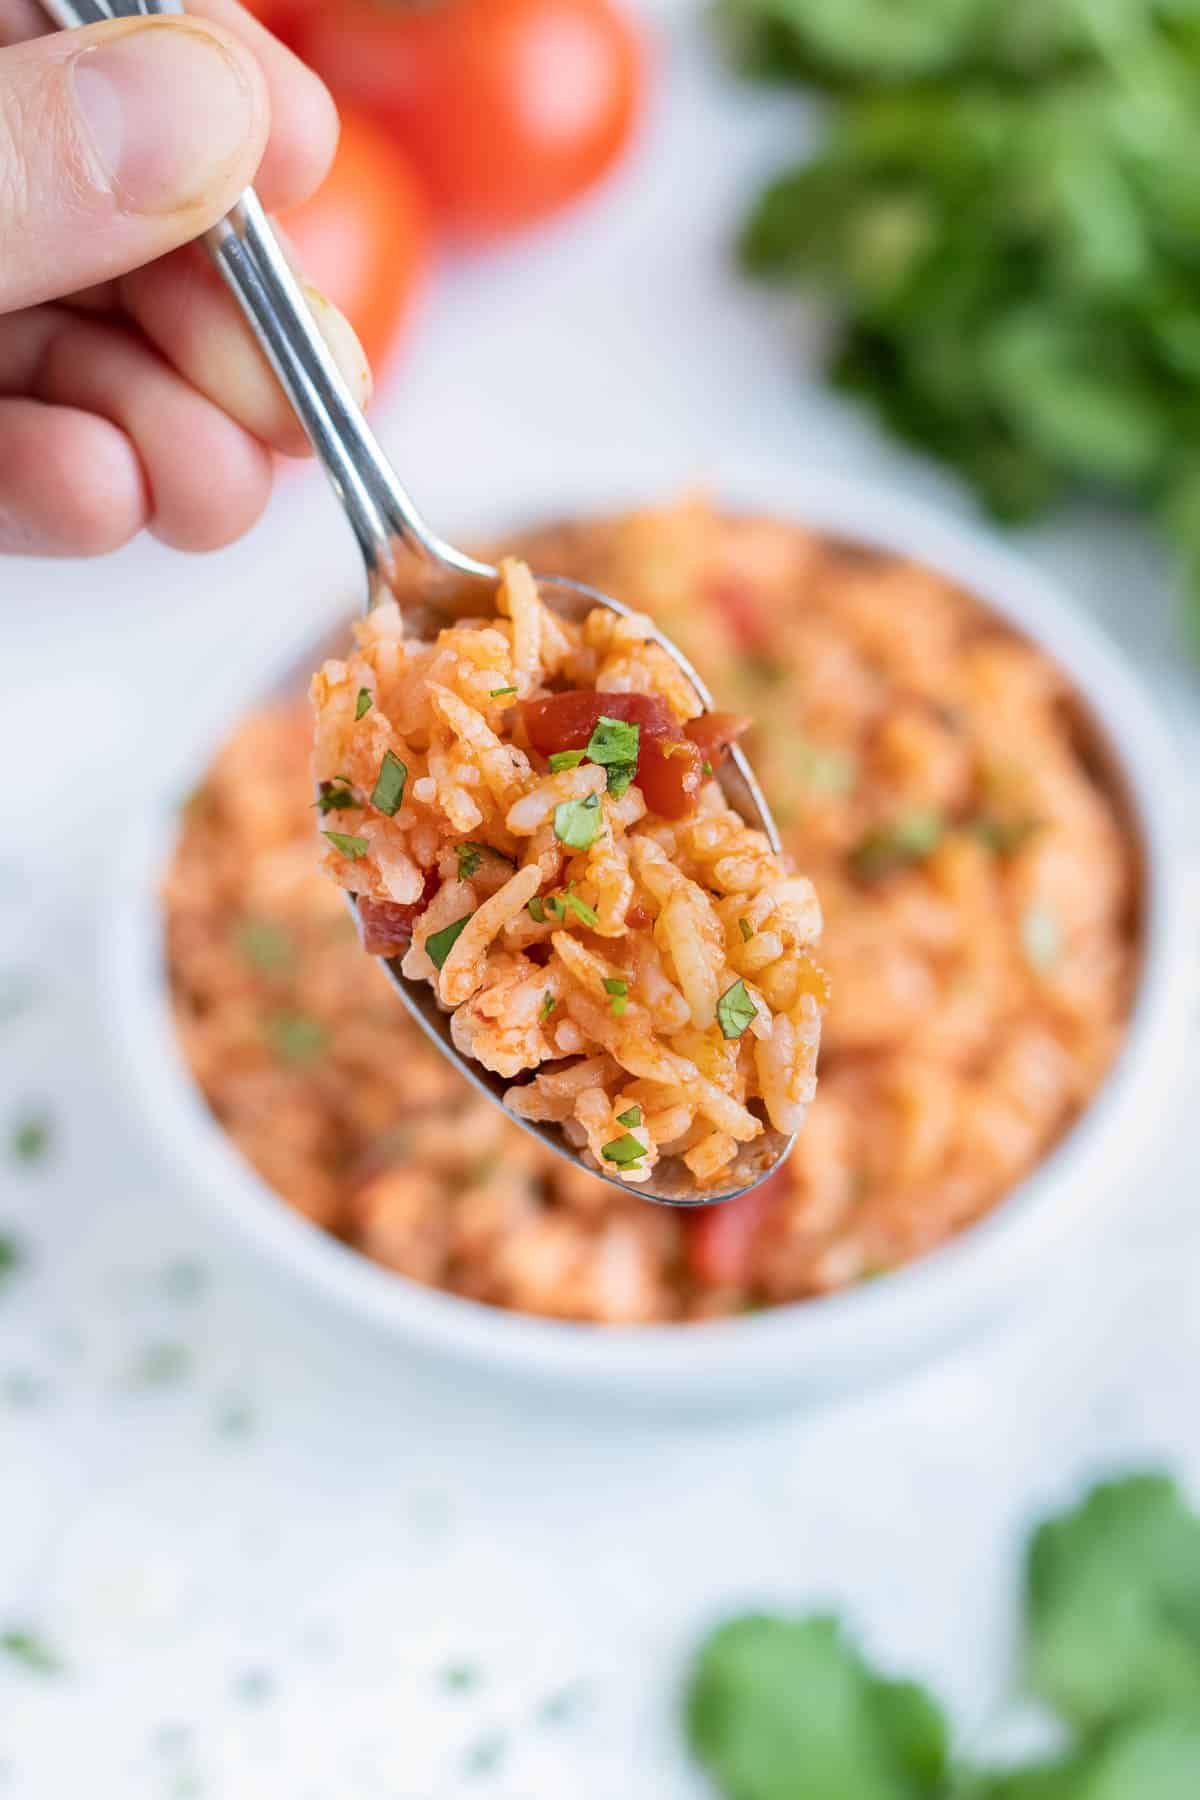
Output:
[0, 15, 269, 314]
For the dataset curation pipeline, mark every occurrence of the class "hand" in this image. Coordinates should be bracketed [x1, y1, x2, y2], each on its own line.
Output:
[0, 0, 369, 556]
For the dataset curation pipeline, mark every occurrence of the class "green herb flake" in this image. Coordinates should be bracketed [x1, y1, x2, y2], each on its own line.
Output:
[553, 792, 603, 851]
[585, 715, 640, 794]
[234, 919, 292, 974]
[849, 811, 942, 881]
[738, 917, 754, 943]
[11, 1112, 51, 1165]
[1, 1628, 62, 1677]
[314, 781, 357, 815]
[354, 688, 373, 720]
[1021, 903, 1062, 974]
[489, 685, 518, 698]
[539, 992, 556, 1022]
[457, 842, 513, 881]
[266, 1013, 327, 1069]
[0, 1234, 24, 1289]
[616, 1105, 642, 1129]
[548, 749, 586, 773]
[322, 830, 369, 860]
[716, 979, 758, 1041]
[604, 976, 629, 1018]
[441, 1661, 482, 1695]
[527, 896, 547, 924]
[124, 1340, 191, 1389]
[232, 1669, 275, 1707]
[973, 814, 1039, 855]
[702, 760, 715, 776]
[601, 1133, 644, 1168]
[425, 914, 474, 971]
[562, 891, 598, 928]
[370, 750, 408, 817]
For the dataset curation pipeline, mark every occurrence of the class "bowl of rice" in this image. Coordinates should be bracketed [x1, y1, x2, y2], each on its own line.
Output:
[108, 465, 1194, 1411]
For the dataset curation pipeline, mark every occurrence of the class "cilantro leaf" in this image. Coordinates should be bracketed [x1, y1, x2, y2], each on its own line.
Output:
[717, 979, 758, 1041]
[585, 716, 640, 794]
[1026, 1474, 1200, 1731]
[849, 812, 943, 881]
[1, 1627, 63, 1676]
[549, 749, 587, 773]
[426, 914, 474, 970]
[601, 1134, 644, 1167]
[687, 1613, 949, 1800]
[315, 781, 357, 814]
[322, 830, 369, 860]
[554, 793, 603, 851]
[266, 1013, 327, 1069]
[562, 891, 598, 927]
[370, 751, 407, 817]
[616, 1105, 641, 1128]
[355, 688, 373, 720]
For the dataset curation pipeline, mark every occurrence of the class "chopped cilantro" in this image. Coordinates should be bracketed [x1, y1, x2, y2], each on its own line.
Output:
[849, 811, 942, 880]
[371, 750, 407, 817]
[124, 1340, 191, 1389]
[616, 1105, 642, 1128]
[553, 792, 603, 851]
[973, 814, 1039, 854]
[738, 917, 754, 943]
[457, 842, 513, 881]
[441, 1661, 482, 1695]
[539, 992, 556, 1022]
[604, 975, 629, 1018]
[585, 716, 640, 794]
[234, 919, 292, 973]
[489, 685, 518, 698]
[0, 1233, 24, 1291]
[702, 760, 715, 776]
[528, 896, 547, 924]
[314, 781, 357, 814]
[11, 1112, 50, 1164]
[354, 688, 373, 720]
[717, 979, 757, 1041]
[549, 749, 587, 772]
[562, 891, 598, 927]
[266, 1013, 327, 1068]
[426, 914, 474, 970]
[1, 1628, 62, 1677]
[601, 1133, 644, 1167]
[322, 830, 369, 860]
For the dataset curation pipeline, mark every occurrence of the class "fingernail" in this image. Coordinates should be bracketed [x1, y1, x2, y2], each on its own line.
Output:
[71, 22, 259, 215]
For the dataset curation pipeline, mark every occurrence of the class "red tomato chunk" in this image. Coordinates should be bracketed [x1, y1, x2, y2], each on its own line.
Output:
[520, 693, 749, 821]
[684, 1168, 787, 1288]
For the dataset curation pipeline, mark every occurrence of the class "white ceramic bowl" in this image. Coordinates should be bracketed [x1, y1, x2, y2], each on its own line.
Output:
[106, 465, 1196, 1414]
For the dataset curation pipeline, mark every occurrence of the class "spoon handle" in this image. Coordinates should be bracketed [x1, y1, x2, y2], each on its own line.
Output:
[40, 0, 492, 598]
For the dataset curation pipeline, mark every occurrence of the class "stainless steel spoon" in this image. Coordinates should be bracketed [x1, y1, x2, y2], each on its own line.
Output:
[43, 0, 795, 1205]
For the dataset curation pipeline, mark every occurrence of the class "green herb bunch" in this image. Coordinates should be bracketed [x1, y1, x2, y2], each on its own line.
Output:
[724, 0, 1200, 642]
[687, 1471, 1200, 1797]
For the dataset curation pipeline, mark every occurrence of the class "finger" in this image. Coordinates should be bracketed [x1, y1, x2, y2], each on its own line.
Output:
[117, 232, 372, 457]
[0, 15, 269, 312]
[182, 0, 339, 210]
[0, 397, 147, 556]
[28, 311, 274, 550]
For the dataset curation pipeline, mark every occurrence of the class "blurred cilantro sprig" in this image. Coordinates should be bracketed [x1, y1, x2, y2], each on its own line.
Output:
[724, 0, 1200, 641]
[686, 1472, 1200, 1798]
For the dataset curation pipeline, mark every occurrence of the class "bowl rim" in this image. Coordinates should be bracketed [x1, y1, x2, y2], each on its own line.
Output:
[104, 463, 1196, 1394]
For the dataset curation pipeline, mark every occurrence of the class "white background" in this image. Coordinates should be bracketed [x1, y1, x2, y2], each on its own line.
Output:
[2, 5, 1199, 1795]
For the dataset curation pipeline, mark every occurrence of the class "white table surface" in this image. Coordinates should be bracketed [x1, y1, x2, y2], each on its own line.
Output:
[1, 7, 1199, 1796]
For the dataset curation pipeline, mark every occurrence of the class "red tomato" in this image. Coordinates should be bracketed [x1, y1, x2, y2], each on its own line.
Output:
[520, 693, 747, 820]
[278, 109, 430, 374]
[292, 0, 645, 240]
[685, 1169, 788, 1290]
[521, 690, 673, 755]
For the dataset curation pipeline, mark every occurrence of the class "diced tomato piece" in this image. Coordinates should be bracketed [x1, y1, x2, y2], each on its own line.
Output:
[685, 711, 752, 768]
[520, 690, 735, 820]
[636, 735, 704, 819]
[358, 872, 439, 955]
[520, 689, 674, 755]
[684, 1167, 788, 1288]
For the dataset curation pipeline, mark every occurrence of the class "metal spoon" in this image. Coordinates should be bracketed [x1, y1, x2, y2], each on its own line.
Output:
[43, 0, 795, 1205]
